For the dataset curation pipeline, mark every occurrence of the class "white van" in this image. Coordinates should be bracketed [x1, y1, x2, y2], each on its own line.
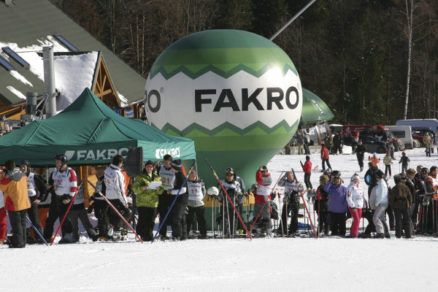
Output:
[396, 119, 438, 132]
[386, 125, 414, 149]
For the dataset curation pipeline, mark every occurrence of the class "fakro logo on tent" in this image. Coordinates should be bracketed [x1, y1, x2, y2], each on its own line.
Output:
[155, 147, 181, 159]
[65, 148, 129, 161]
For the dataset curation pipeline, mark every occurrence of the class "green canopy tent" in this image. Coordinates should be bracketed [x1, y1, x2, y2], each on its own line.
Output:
[0, 88, 196, 166]
[300, 88, 334, 125]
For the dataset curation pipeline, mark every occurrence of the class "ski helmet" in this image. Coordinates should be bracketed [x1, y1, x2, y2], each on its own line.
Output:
[207, 186, 219, 196]
[54, 154, 67, 164]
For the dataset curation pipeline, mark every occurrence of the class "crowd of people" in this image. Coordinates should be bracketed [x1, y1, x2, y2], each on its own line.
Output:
[1, 144, 438, 248]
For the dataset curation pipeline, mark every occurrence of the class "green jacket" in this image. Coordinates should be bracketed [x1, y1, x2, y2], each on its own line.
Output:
[133, 172, 162, 208]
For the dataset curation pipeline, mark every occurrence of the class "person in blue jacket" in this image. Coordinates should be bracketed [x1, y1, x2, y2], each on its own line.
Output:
[323, 170, 348, 236]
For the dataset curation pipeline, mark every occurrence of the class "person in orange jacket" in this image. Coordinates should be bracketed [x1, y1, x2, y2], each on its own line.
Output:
[368, 153, 380, 167]
[0, 160, 30, 248]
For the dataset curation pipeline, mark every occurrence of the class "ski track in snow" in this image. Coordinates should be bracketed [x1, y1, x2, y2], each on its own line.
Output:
[2, 148, 438, 292]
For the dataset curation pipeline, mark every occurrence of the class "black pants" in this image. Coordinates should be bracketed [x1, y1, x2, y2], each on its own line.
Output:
[316, 201, 329, 235]
[357, 155, 364, 170]
[187, 205, 207, 237]
[279, 195, 300, 235]
[385, 165, 392, 177]
[322, 159, 332, 171]
[363, 209, 376, 234]
[304, 173, 312, 189]
[329, 212, 346, 236]
[70, 204, 96, 241]
[27, 197, 43, 239]
[43, 195, 73, 240]
[108, 199, 131, 232]
[93, 199, 109, 237]
[137, 207, 157, 241]
[170, 194, 188, 239]
[401, 164, 408, 174]
[158, 195, 173, 237]
[394, 208, 412, 238]
[386, 205, 395, 229]
[8, 210, 28, 248]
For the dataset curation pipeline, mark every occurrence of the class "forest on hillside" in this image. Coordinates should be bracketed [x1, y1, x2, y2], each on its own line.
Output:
[50, 0, 437, 124]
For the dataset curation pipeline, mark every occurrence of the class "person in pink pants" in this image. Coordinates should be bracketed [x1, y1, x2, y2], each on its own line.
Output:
[347, 174, 364, 237]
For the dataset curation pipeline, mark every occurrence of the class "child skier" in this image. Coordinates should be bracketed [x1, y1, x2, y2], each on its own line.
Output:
[253, 166, 272, 237]
[346, 174, 364, 238]
[383, 151, 392, 177]
[315, 174, 330, 236]
[399, 152, 410, 174]
[278, 171, 300, 236]
[186, 170, 207, 239]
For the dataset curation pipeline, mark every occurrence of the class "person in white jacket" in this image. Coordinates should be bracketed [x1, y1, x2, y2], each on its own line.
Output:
[347, 174, 364, 237]
[369, 170, 390, 238]
[104, 155, 129, 240]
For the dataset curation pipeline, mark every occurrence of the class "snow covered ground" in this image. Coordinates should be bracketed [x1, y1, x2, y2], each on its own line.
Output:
[2, 147, 438, 292]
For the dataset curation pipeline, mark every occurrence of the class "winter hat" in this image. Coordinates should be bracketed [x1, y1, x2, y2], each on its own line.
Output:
[373, 152, 377, 157]
[402, 152, 406, 156]
[145, 160, 154, 168]
[351, 174, 360, 182]
[306, 155, 310, 160]
[376, 170, 384, 179]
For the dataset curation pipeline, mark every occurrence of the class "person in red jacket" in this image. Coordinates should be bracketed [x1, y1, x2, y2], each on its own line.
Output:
[300, 156, 313, 190]
[321, 143, 332, 172]
[253, 166, 272, 236]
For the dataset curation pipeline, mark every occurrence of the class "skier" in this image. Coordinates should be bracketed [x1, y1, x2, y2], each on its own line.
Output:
[323, 171, 348, 236]
[399, 152, 410, 174]
[89, 166, 110, 240]
[423, 132, 432, 157]
[383, 151, 392, 177]
[369, 170, 390, 238]
[332, 131, 343, 154]
[0, 161, 30, 248]
[356, 140, 366, 172]
[69, 185, 98, 242]
[104, 155, 131, 241]
[346, 174, 364, 238]
[388, 174, 412, 238]
[186, 170, 207, 239]
[19, 160, 47, 243]
[43, 154, 77, 243]
[368, 153, 380, 167]
[300, 156, 313, 190]
[219, 167, 243, 237]
[385, 138, 395, 160]
[158, 155, 188, 240]
[253, 166, 272, 237]
[132, 160, 163, 241]
[320, 143, 332, 171]
[315, 174, 330, 236]
[277, 171, 300, 236]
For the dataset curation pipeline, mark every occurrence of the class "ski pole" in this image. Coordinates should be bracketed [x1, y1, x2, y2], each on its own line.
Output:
[87, 180, 143, 243]
[292, 169, 317, 238]
[249, 171, 285, 234]
[50, 185, 81, 246]
[152, 162, 195, 243]
[205, 159, 252, 239]
[26, 216, 48, 246]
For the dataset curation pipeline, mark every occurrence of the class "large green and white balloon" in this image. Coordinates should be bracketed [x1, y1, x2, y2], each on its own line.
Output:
[145, 29, 302, 187]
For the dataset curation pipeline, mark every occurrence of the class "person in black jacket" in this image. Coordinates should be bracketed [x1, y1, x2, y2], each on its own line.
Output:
[356, 140, 366, 172]
[315, 175, 330, 236]
[361, 163, 379, 237]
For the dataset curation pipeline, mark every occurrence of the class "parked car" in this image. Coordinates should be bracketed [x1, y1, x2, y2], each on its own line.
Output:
[412, 128, 435, 146]
[361, 136, 387, 153]
[386, 125, 414, 149]
[396, 119, 438, 132]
